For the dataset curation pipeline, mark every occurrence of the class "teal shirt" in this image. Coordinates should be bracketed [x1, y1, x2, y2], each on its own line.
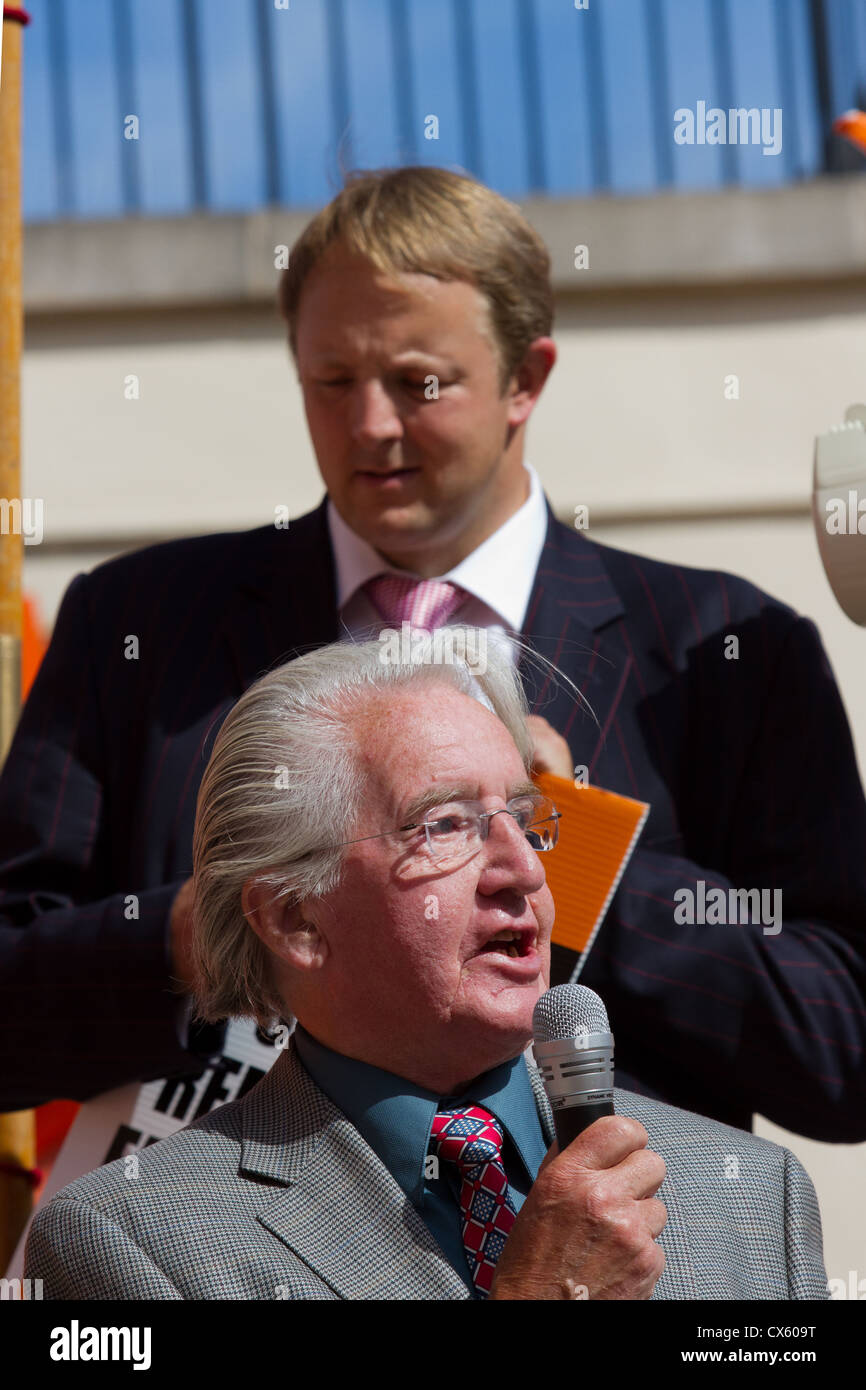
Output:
[292, 1025, 548, 1295]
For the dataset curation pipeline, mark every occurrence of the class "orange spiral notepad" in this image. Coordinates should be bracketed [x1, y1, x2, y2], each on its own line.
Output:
[532, 773, 650, 976]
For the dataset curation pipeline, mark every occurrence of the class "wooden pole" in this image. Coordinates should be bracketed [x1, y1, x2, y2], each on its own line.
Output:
[0, 3, 34, 1273]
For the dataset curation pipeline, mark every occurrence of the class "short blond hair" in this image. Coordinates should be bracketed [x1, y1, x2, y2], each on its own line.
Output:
[277, 165, 554, 395]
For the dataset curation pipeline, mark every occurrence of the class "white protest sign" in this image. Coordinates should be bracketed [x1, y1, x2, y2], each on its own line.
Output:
[5, 1016, 285, 1282]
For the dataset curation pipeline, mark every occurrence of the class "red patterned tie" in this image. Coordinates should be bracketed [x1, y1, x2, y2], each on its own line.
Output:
[430, 1104, 518, 1297]
[363, 574, 467, 630]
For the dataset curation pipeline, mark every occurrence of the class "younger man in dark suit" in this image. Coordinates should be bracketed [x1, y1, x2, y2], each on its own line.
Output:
[1, 166, 864, 1141]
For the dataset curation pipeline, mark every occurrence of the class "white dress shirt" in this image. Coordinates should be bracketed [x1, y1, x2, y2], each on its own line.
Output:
[326, 462, 549, 661]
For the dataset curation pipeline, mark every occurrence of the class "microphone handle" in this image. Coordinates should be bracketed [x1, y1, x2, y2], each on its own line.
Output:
[553, 1099, 615, 1150]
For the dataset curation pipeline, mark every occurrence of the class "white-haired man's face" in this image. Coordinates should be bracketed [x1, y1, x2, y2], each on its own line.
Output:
[249, 683, 555, 1093]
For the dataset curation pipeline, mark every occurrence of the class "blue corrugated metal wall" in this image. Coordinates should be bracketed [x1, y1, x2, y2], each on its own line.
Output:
[19, 0, 866, 222]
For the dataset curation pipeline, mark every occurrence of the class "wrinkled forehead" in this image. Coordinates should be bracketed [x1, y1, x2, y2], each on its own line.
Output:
[350, 682, 526, 818]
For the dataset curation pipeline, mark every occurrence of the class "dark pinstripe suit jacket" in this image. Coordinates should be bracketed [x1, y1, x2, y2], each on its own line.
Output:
[1, 498, 864, 1138]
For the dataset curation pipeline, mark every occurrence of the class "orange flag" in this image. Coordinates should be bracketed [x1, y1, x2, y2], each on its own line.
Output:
[832, 109, 866, 154]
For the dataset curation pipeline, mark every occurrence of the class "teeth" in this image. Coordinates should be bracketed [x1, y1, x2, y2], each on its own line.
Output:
[480, 930, 525, 958]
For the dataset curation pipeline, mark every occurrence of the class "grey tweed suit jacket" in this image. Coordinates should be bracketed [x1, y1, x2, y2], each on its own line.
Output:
[25, 1039, 828, 1300]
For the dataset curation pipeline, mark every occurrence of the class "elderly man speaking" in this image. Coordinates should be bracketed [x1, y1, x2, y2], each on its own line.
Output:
[25, 634, 827, 1301]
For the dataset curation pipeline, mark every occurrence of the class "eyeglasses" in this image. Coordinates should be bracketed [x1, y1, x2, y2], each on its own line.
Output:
[321, 792, 561, 867]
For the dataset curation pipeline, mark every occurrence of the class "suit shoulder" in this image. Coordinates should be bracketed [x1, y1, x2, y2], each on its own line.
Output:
[36, 1104, 247, 1221]
[613, 1086, 788, 1168]
[574, 530, 799, 626]
[77, 502, 328, 600]
[83, 525, 268, 592]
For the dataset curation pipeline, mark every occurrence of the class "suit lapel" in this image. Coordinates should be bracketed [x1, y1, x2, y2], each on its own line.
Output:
[220, 498, 341, 695]
[520, 506, 633, 776]
[524, 1047, 556, 1145]
[240, 1043, 470, 1300]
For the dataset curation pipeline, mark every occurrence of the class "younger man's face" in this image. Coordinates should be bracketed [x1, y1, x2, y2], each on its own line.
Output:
[294, 241, 533, 565]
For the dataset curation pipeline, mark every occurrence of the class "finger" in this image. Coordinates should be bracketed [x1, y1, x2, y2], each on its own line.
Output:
[526, 714, 564, 744]
[610, 1146, 667, 1201]
[640, 1195, 668, 1240]
[527, 722, 573, 778]
[555, 1114, 650, 1171]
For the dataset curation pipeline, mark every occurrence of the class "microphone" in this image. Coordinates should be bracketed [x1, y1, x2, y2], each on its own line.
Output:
[532, 984, 615, 1150]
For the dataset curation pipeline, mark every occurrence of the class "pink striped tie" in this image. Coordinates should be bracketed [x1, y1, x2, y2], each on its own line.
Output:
[363, 574, 467, 630]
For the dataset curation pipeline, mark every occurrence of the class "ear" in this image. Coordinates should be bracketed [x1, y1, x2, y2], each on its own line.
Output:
[506, 337, 556, 423]
[242, 879, 328, 973]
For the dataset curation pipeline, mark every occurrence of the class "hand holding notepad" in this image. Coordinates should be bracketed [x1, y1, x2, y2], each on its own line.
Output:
[531, 772, 650, 976]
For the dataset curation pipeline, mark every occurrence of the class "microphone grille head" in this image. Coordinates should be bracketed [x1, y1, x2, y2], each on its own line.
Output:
[533, 984, 610, 1044]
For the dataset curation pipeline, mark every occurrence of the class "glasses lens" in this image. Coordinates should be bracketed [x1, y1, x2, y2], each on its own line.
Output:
[420, 796, 560, 863]
[423, 803, 481, 864]
[509, 795, 559, 851]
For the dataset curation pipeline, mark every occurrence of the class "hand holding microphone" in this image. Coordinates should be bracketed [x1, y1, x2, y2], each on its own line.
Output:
[488, 985, 667, 1301]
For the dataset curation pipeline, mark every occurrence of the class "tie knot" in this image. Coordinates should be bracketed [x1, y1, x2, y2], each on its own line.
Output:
[363, 574, 467, 631]
[430, 1105, 505, 1173]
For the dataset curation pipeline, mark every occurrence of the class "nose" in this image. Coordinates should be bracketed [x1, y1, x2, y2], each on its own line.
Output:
[478, 807, 547, 896]
[348, 379, 404, 447]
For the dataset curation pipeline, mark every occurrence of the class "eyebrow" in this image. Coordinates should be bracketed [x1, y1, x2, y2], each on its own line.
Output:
[398, 779, 540, 827]
[313, 352, 453, 370]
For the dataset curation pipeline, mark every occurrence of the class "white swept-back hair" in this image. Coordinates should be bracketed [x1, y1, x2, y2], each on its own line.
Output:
[190, 627, 589, 1029]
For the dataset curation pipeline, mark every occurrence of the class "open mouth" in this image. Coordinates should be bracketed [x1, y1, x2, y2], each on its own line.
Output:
[477, 929, 532, 960]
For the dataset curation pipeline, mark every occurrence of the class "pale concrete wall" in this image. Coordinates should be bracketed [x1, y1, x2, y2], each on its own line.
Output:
[16, 180, 866, 1289]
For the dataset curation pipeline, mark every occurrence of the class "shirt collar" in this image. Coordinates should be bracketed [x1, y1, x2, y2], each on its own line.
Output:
[326, 462, 548, 632]
[292, 1025, 546, 1206]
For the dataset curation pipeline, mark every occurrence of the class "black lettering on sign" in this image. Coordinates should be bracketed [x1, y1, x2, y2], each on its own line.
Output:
[193, 1056, 242, 1119]
[153, 1074, 199, 1120]
[103, 1123, 142, 1164]
[102, 1124, 162, 1164]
